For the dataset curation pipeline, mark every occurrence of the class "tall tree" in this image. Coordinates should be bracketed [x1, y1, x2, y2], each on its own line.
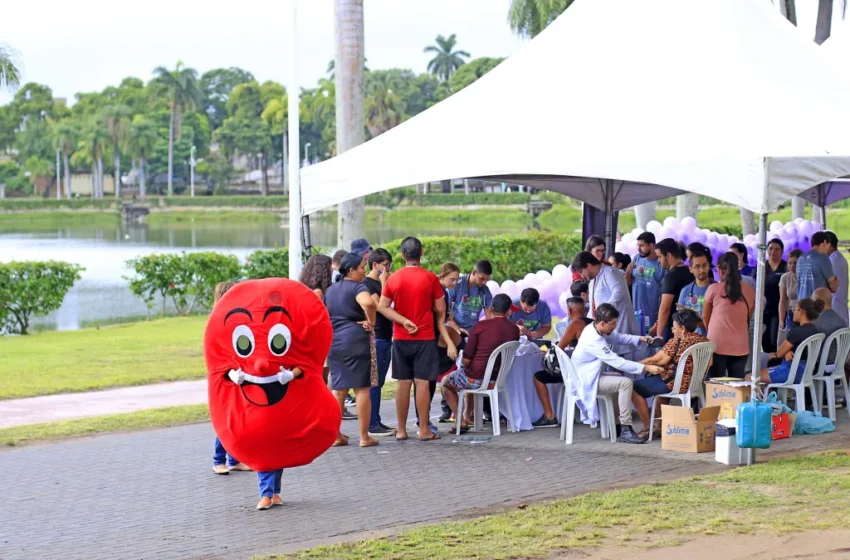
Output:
[0, 45, 20, 92]
[152, 62, 201, 196]
[103, 104, 131, 198]
[80, 118, 109, 198]
[199, 67, 255, 130]
[125, 116, 158, 200]
[424, 34, 470, 81]
[216, 81, 273, 195]
[335, 0, 367, 249]
[52, 120, 78, 200]
[364, 73, 404, 138]
[448, 57, 504, 94]
[508, 0, 573, 38]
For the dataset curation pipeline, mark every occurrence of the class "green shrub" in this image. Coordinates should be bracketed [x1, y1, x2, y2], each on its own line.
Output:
[383, 232, 581, 283]
[405, 193, 530, 206]
[162, 196, 288, 208]
[125, 252, 242, 317]
[0, 261, 84, 334]
[712, 225, 744, 238]
[0, 198, 118, 211]
[244, 248, 289, 280]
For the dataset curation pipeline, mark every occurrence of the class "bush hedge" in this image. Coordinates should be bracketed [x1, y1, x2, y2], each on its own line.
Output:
[0, 199, 119, 211]
[0, 261, 84, 334]
[404, 193, 530, 207]
[162, 196, 289, 208]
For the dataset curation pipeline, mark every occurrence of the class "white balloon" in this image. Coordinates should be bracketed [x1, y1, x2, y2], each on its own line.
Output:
[615, 241, 625, 253]
[535, 270, 552, 284]
[501, 280, 520, 299]
[552, 264, 570, 280]
[486, 280, 501, 296]
[558, 291, 571, 315]
[681, 216, 697, 232]
[646, 220, 662, 233]
[769, 221, 784, 233]
[631, 228, 643, 236]
[794, 217, 806, 225]
[523, 273, 536, 283]
[663, 217, 680, 230]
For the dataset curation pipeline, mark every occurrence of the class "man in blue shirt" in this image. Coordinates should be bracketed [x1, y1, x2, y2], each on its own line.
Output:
[451, 260, 494, 332]
[797, 231, 838, 301]
[676, 247, 713, 335]
[626, 232, 664, 336]
[511, 288, 552, 341]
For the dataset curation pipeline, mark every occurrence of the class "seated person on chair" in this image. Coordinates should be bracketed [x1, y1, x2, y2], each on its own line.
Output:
[633, 309, 710, 440]
[812, 287, 848, 370]
[511, 288, 552, 341]
[531, 297, 592, 428]
[749, 298, 822, 385]
[571, 303, 662, 444]
[441, 294, 519, 432]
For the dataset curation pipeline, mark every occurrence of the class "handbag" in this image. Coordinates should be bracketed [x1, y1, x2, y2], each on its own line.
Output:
[542, 345, 560, 377]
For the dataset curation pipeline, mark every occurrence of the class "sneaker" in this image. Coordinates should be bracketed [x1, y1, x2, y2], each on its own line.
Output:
[617, 425, 647, 444]
[345, 395, 356, 406]
[257, 497, 272, 510]
[438, 411, 453, 423]
[368, 425, 396, 437]
[213, 464, 230, 475]
[615, 424, 622, 438]
[342, 409, 357, 420]
[228, 462, 251, 472]
[532, 415, 559, 428]
[378, 422, 394, 431]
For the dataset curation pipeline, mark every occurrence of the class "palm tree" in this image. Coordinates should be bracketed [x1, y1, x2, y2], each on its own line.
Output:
[365, 77, 404, 138]
[80, 118, 110, 198]
[125, 116, 157, 201]
[52, 120, 78, 200]
[335, 0, 367, 249]
[0, 44, 21, 92]
[508, 0, 573, 39]
[103, 104, 131, 199]
[152, 62, 201, 196]
[424, 34, 470, 81]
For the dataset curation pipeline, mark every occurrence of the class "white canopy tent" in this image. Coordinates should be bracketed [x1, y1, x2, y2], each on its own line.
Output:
[299, 0, 850, 438]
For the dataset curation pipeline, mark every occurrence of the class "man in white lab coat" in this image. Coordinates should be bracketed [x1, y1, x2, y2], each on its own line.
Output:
[572, 251, 640, 357]
[571, 303, 663, 444]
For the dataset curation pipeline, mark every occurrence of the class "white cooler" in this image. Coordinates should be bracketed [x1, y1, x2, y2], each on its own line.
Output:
[715, 419, 746, 466]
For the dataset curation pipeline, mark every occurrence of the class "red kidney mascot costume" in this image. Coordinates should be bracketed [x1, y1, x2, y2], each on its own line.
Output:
[204, 278, 340, 473]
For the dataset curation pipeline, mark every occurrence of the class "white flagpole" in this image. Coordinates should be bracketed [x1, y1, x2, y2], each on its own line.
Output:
[287, 0, 303, 280]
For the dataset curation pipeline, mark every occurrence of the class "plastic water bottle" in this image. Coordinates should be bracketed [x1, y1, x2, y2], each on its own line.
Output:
[635, 310, 644, 336]
[644, 315, 651, 338]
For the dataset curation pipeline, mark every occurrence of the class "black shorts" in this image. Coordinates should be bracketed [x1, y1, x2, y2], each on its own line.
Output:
[534, 370, 563, 384]
[393, 340, 439, 381]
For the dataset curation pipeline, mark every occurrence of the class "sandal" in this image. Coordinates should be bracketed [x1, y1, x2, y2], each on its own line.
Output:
[395, 433, 409, 441]
[359, 437, 379, 448]
[418, 433, 441, 442]
[333, 433, 349, 447]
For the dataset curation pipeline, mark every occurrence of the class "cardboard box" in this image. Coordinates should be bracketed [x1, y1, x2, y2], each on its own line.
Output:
[705, 380, 752, 419]
[772, 412, 791, 440]
[661, 405, 720, 453]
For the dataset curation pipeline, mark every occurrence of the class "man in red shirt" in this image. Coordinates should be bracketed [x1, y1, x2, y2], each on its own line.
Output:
[441, 294, 520, 431]
[379, 237, 452, 441]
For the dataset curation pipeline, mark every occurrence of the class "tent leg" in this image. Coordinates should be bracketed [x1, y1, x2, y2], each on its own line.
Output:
[748, 212, 768, 466]
[301, 215, 313, 258]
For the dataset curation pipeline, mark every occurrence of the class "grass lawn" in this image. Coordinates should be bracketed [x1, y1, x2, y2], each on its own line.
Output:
[0, 316, 207, 400]
[262, 450, 850, 560]
[146, 210, 282, 224]
[0, 404, 210, 446]
[0, 210, 119, 230]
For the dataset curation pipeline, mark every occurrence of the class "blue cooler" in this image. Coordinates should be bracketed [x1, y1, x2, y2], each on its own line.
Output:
[736, 401, 773, 449]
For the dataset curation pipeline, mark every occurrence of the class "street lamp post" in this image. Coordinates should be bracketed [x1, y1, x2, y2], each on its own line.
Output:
[190, 146, 196, 197]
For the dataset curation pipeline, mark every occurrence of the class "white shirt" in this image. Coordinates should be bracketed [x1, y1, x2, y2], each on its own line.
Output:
[588, 266, 638, 354]
[570, 325, 644, 425]
[830, 250, 849, 325]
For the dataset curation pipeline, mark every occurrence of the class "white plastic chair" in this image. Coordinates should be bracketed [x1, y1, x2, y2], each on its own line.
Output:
[454, 340, 520, 436]
[764, 333, 824, 413]
[647, 341, 715, 442]
[554, 346, 616, 444]
[554, 321, 568, 342]
[812, 328, 850, 421]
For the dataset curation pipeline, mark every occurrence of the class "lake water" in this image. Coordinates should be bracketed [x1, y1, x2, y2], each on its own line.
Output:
[0, 219, 520, 331]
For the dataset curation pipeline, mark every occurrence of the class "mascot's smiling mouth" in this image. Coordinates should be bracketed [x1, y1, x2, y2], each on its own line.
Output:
[225, 367, 296, 407]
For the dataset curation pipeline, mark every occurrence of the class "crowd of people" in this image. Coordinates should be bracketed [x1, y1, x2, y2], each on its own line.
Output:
[211, 227, 850, 497]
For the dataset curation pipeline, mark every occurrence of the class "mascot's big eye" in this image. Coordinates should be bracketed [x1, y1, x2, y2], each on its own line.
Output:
[232, 325, 255, 357]
[268, 324, 292, 356]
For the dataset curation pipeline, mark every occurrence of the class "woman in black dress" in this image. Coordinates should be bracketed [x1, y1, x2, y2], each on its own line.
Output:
[762, 238, 788, 353]
[324, 252, 378, 448]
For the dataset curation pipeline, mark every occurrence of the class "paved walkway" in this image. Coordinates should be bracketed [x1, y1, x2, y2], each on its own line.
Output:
[0, 380, 208, 428]
[1, 398, 848, 560]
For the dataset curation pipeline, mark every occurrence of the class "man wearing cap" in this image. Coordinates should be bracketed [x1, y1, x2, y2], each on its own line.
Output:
[350, 238, 373, 264]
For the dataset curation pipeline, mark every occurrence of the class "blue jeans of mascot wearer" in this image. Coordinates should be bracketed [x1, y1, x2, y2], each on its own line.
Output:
[213, 437, 239, 467]
[369, 338, 392, 431]
[257, 469, 283, 498]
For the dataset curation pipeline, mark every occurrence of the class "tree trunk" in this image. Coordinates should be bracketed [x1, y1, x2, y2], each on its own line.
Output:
[0, 183, 5, 199]
[792, 197, 806, 220]
[91, 163, 97, 198]
[139, 158, 147, 201]
[64, 152, 71, 199]
[261, 151, 269, 196]
[114, 152, 121, 198]
[99, 158, 105, 198]
[740, 208, 756, 236]
[634, 202, 656, 230]
[167, 105, 175, 196]
[675, 194, 699, 221]
[335, 0, 366, 250]
[815, 0, 833, 44]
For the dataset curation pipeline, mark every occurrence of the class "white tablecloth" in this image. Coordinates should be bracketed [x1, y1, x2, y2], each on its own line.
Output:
[498, 351, 564, 431]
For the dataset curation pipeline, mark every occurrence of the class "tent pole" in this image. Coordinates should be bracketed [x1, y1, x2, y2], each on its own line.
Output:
[748, 212, 768, 466]
[604, 180, 614, 258]
[287, 0, 303, 280]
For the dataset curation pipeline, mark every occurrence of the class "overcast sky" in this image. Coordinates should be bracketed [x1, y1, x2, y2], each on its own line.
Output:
[0, 0, 836, 106]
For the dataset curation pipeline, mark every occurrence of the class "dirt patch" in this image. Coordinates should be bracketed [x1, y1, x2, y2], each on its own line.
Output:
[548, 530, 850, 559]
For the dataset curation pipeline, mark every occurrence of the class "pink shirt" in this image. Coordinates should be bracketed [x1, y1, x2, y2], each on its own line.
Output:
[705, 281, 755, 356]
